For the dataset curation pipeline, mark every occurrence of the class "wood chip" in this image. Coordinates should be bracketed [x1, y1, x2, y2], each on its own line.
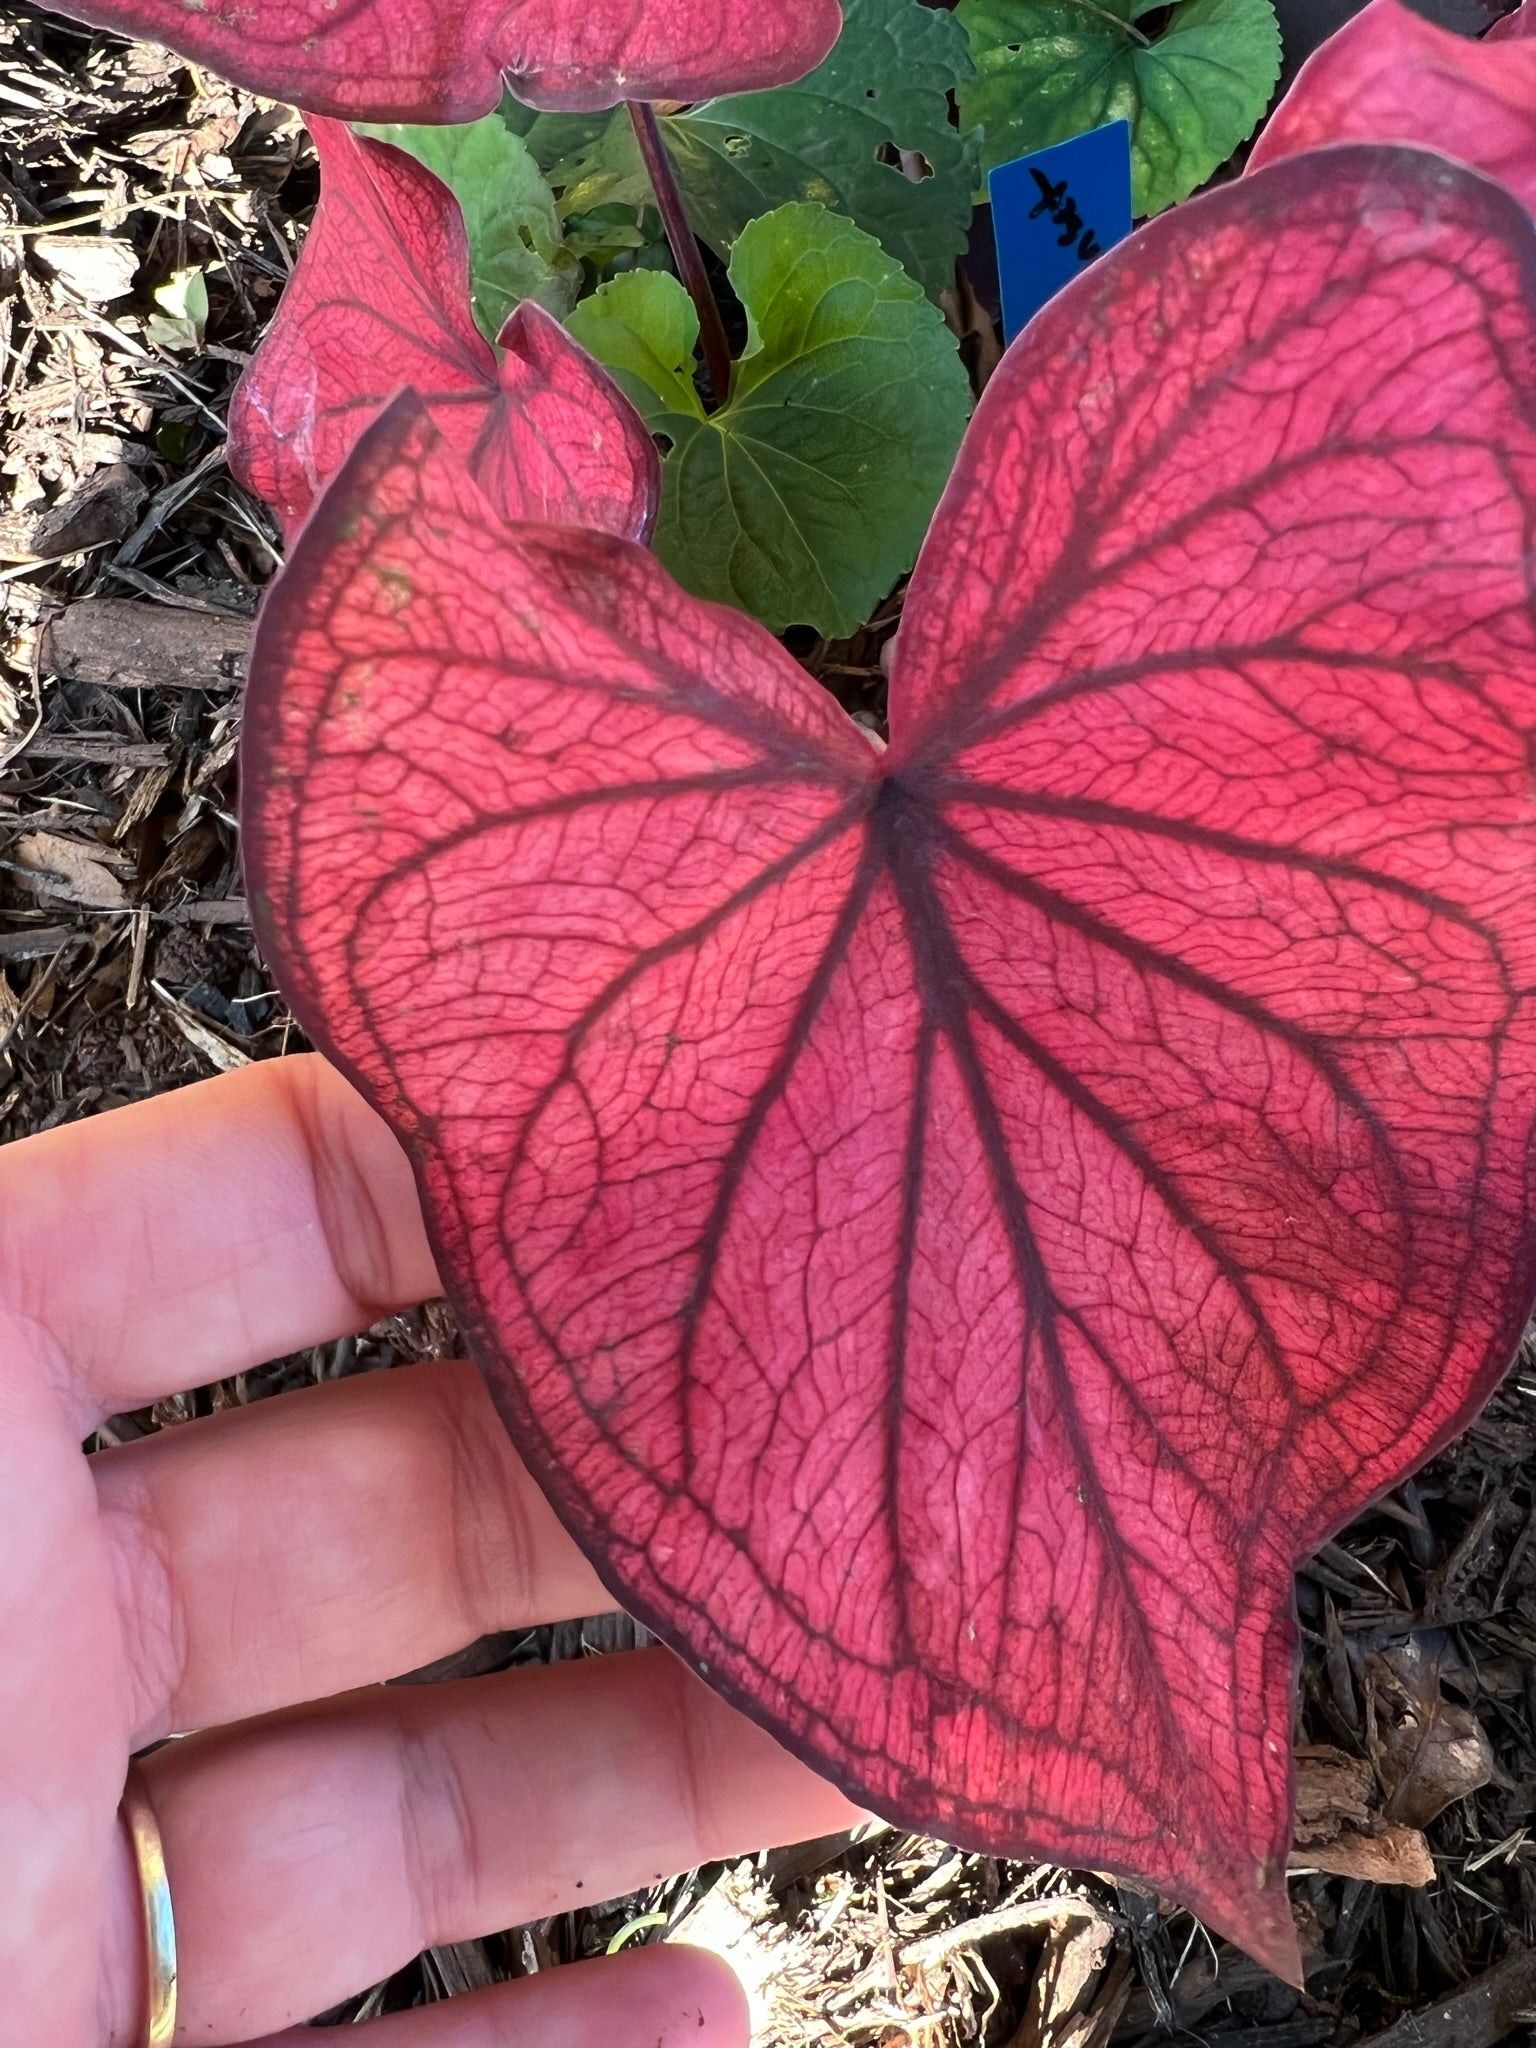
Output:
[1010, 1901, 1125, 2048]
[24, 461, 147, 559]
[151, 982, 250, 1071]
[0, 924, 72, 962]
[42, 597, 252, 693]
[1289, 1743, 1435, 1887]
[155, 896, 250, 926]
[10, 828, 133, 909]
[1359, 1947, 1536, 2047]
[1368, 1643, 1496, 1828]
[21, 735, 169, 767]
[33, 233, 138, 302]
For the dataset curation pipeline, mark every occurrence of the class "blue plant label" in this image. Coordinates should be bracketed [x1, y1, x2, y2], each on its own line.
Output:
[989, 122, 1133, 342]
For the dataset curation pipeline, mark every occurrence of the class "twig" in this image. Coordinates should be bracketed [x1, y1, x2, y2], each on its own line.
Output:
[899, 1893, 1103, 1971]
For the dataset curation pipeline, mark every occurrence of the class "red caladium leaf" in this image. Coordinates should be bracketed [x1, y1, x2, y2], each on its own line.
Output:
[242, 146, 1536, 1974]
[1249, 0, 1536, 206]
[228, 120, 657, 543]
[50, 0, 841, 118]
[1488, 1, 1535, 39]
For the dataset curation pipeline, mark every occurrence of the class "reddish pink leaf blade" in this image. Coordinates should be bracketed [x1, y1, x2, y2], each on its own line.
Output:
[47, 0, 841, 118]
[1487, 1, 1534, 39]
[479, 299, 661, 545]
[1248, 0, 1536, 206]
[243, 149, 1536, 1974]
[228, 121, 656, 543]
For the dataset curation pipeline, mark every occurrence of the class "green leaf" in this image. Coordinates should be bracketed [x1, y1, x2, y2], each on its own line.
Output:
[503, 0, 976, 299]
[361, 115, 580, 336]
[564, 269, 705, 423]
[666, 0, 975, 299]
[501, 103, 649, 215]
[569, 203, 971, 638]
[146, 264, 208, 350]
[957, 0, 1282, 217]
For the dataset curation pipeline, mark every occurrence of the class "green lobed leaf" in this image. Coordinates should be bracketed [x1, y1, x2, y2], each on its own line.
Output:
[666, 0, 976, 299]
[957, 0, 1282, 216]
[361, 114, 580, 335]
[568, 202, 972, 638]
[503, 0, 976, 298]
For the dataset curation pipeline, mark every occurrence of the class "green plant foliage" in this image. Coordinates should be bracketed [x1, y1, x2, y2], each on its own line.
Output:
[666, 0, 976, 298]
[361, 114, 580, 335]
[568, 203, 971, 637]
[502, 0, 976, 298]
[957, 0, 1281, 216]
[146, 265, 208, 350]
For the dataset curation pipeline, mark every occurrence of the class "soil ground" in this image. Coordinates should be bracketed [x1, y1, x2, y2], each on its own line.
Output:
[5, 6, 1536, 2040]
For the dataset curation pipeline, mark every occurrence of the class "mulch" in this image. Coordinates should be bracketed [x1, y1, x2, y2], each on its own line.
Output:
[5, 5, 1536, 2039]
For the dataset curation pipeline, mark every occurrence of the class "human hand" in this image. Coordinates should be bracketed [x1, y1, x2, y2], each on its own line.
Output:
[0, 1053, 858, 2045]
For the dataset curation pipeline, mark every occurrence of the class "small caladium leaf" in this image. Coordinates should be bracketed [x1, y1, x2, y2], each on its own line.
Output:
[227, 120, 656, 543]
[503, 0, 976, 299]
[958, 0, 1282, 215]
[244, 148, 1536, 1974]
[49, 0, 843, 119]
[568, 202, 971, 634]
[1249, 0, 1536, 207]
[359, 114, 579, 335]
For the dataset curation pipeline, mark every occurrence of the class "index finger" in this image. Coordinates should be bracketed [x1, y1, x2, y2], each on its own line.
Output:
[0, 1054, 439, 1427]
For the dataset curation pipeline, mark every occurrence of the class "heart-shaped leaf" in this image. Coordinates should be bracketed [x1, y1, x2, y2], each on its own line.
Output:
[227, 119, 657, 542]
[503, 0, 976, 299]
[242, 147, 1536, 1975]
[47, 0, 842, 118]
[568, 202, 972, 634]
[1249, 0, 1536, 208]
[958, 0, 1281, 215]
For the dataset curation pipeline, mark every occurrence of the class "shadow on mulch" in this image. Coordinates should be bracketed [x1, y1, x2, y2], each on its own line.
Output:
[5, 6, 1536, 2041]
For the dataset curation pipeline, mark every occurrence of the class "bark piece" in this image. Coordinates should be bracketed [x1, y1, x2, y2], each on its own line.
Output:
[41, 599, 252, 693]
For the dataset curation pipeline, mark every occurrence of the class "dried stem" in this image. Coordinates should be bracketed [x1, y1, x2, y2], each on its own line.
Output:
[627, 100, 733, 406]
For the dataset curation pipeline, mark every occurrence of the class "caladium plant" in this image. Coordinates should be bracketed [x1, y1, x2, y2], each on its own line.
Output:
[241, 142, 1536, 1976]
[227, 118, 658, 542]
[230, 98, 972, 636]
[1250, 0, 1536, 202]
[49, 0, 842, 118]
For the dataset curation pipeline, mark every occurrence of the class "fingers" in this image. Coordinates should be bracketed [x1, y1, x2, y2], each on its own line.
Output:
[95, 1360, 610, 1748]
[0, 1055, 438, 1430]
[243, 1946, 748, 2048]
[102, 1650, 858, 2044]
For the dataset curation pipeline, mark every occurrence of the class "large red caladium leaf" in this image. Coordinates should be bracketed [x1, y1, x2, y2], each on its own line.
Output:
[1249, 0, 1536, 206]
[50, 0, 841, 118]
[242, 147, 1536, 1974]
[228, 120, 657, 544]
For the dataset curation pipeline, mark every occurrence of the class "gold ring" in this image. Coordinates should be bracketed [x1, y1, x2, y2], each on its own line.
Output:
[120, 1763, 177, 2048]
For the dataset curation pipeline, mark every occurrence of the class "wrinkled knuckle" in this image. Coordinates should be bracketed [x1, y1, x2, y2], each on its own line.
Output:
[440, 1365, 539, 1631]
[394, 1718, 480, 1948]
[285, 1057, 402, 1322]
[98, 1485, 188, 1743]
[667, 1658, 715, 1855]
